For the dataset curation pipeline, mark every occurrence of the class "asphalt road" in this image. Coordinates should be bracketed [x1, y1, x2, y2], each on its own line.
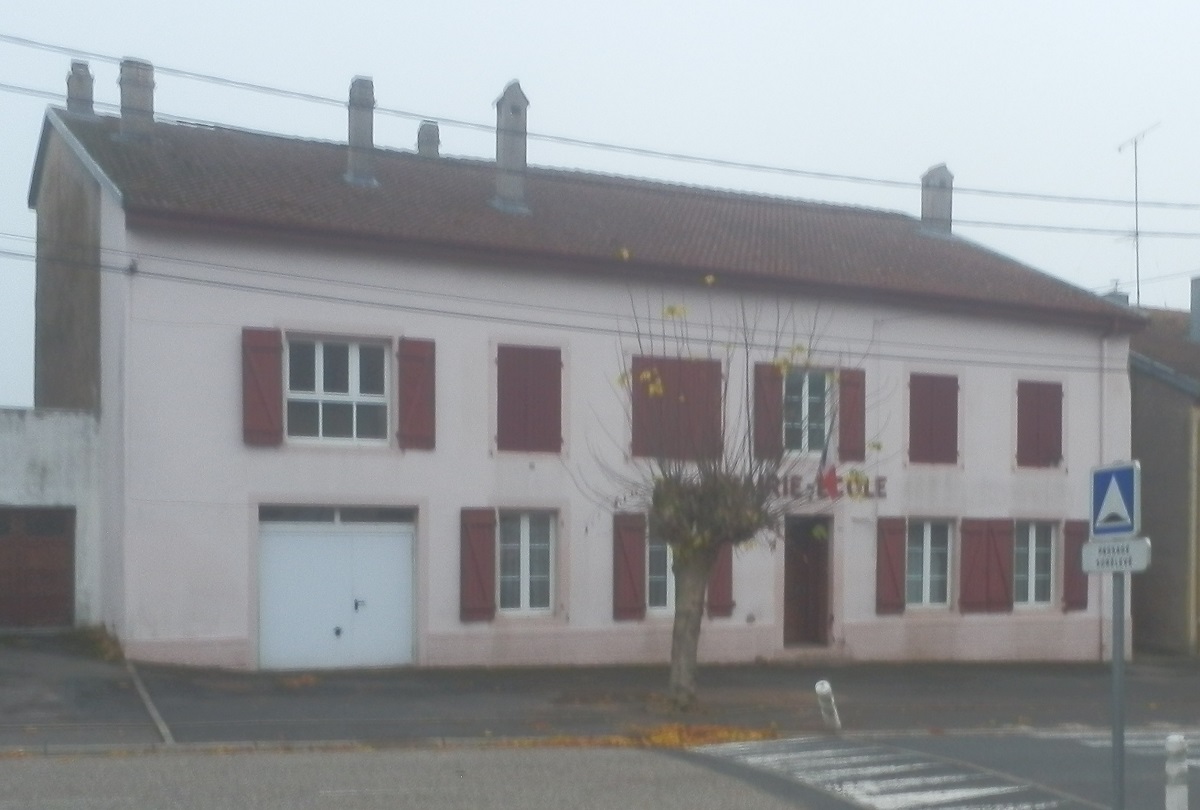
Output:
[0, 747, 815, 810]
[5, 633, 1200, 808]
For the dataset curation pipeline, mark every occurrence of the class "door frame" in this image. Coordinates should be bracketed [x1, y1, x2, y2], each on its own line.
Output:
[783, 515, 831, 646]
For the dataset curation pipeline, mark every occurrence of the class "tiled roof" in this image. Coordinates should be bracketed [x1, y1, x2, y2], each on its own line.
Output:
[1132, 307, 1200, 387]
[37, 109, 1140, 331]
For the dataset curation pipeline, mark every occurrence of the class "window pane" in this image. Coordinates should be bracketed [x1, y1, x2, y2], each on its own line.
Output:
[808, 373, 827, 450]
[356, 404, 387, 439]
[1014, 533, 1030, 602]
[528, 513, 552, 549]
[929, 525, 949, 604]
[322, 403, 353, 437]
[499, 515, 523, 609]
[906, 526, 924, 604]
[323, 343, 350, 393]
[359, 345, 385, 395]
[499, 579, 521, 609]
[528, 577, 551, 609]
[287, 400, 319, 436]
[783, 370, 805, 451]
[1034, 532, 1053, 602]
[289, 342, 316, 392]
[499, 514, 522, 547]
[648, 539, 669, 608]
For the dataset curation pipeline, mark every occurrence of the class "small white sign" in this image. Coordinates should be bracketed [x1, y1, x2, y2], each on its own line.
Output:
[1082, 537, 1151, 574]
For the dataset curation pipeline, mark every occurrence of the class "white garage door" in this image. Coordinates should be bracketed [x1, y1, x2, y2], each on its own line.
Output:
[259, 521, 414, 669]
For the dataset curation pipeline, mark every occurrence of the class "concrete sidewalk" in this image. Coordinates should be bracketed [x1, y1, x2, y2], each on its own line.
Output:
[5, 632, 1200, 752]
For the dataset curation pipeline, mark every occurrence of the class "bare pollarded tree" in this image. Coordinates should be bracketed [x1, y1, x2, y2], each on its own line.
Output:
[596, 285, 870, 710]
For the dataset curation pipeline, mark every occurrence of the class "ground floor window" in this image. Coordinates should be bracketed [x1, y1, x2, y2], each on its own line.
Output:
[647, 535, 673, 610]
[1014, 521, 1054, 604]
[906, 520, 950, 605]
[498, 511, 554, 612]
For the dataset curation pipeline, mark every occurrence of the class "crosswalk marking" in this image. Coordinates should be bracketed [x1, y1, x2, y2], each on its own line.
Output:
[697, 737, 1068, 810]
[1031, 728, 1200, 764]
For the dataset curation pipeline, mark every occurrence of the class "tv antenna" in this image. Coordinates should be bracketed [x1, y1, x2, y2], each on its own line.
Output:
[1118, 122, 1160, 307]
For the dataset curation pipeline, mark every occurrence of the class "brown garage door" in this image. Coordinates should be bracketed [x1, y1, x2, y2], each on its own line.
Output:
[0, 508, 75, 627]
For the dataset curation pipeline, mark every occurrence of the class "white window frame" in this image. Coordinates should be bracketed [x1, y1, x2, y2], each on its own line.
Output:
[647, 535, 674, 613]
[783, 369, 832, 454]
[285, 338, 389, 442]
[497, 511, 555, 614]
[906, 520, 951, 606]
[1014, 521, 1054, 606]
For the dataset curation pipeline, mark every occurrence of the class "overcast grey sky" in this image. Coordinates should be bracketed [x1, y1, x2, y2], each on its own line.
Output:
[2, 1, 1198, 407]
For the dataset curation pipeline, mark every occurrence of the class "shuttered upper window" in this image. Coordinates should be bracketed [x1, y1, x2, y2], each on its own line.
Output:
[754, 365, 865, 462]
[631, 356, 722, 460]
[497, 345, 562, 453]
[286, 340, 388, 440]
[241, 328, 435, 450]
[909, 373, 958, 464]
[1016, 381, 1063, 468]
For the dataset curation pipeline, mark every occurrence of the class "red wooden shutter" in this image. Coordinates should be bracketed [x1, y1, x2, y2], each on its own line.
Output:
[876, 518, 906, 614]
[753, 363, 783, 460]
[1063, 520, 1089, 611]
[706, 542, 735, 618]
[242, 328, 283, 447]
[910, 374, 957, 463]
[497, 346, 562, 452]
[838, 367, 866, 462]
[397, 338, 436, 450]
[460, 508, 496, 622]
[632, 356, 722, 460]
[613, 513, 647, 621]
[1017, 381, 1062, 467]
[960, 519, 1014, 613]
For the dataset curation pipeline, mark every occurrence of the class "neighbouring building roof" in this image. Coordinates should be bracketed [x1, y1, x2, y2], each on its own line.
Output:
[30, 107, 1141, 332]
[1131, 307, 1200, 398]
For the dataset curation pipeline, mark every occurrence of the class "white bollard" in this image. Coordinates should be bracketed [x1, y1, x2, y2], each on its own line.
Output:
[815, 679, 841, 733]
[1165, 733, 1187, 810]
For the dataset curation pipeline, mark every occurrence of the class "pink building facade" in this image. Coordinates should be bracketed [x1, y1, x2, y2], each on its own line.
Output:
[24, 59, 1141, 669]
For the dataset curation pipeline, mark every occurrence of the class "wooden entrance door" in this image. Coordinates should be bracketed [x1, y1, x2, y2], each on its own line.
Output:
[784, 518, 829, 645]
[0, 508, 75, 627]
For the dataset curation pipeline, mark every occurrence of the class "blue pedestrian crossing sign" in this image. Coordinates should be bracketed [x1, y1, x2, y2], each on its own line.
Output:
[1091, 461, 1140, 539]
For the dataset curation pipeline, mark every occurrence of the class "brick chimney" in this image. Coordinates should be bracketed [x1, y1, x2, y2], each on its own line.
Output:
[492, 80, 529, 214]
[66, 61, 94, 114]
[118, 58, 155, 137]
[345, 76, 378, 187]
[417, 120, 440, 157]
[921, 163, 954, 234]
[1191, 277, 1200, 343]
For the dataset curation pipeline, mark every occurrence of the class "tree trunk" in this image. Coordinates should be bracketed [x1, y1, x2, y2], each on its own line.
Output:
[668, 547, 716, 710]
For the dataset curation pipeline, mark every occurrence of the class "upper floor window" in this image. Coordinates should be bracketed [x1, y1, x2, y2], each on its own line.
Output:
[286, 340, 388, 440]
[631, 356, 722, 460]
[1016, 381, 1063, 468]
[784, 369, 830, 453]
[754, 365, 865, 462]
[909, 373, 958, 464]
[497, 345, 562, 453]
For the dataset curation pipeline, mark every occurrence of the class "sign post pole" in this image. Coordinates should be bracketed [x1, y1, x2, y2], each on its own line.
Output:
[1112, 570, 1125, 810]
[1088, 460, 1141, 810]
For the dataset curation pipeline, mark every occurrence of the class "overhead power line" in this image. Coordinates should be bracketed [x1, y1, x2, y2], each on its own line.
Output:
[4, 31, 1200, 212]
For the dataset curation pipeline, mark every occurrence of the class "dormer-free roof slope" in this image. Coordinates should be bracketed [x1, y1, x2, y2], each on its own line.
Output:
[31, 104, 1140, 333]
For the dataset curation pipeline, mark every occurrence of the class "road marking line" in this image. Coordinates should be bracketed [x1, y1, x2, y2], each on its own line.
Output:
[126, 661, 174, 745]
